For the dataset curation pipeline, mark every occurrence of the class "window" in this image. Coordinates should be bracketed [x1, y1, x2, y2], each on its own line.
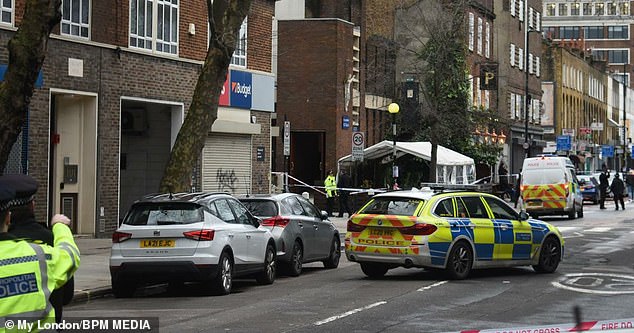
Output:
[283, 197, 306, 216]
[231, 17, 247, 67]
[584, 26, 604, 39]
[558, 3, 568, 15]
[477, 17, 483, 55]
[518, 47, 523, 71]
[456, 198, 468, 218]
[122, 203, 203, 225]
[483, 197, 518, 220]
[560, 26, 580, 39]
[240, 200, 277, 218]
[226, 199, 251, 225]
[433, 199, 454, 217]
[1, 0, 12, 25]
[61, 0, 90, 38]
[528, 53, 534, 74]
[212, 199, 237, 224]
[583, 3, 591, 15]
[511, 0, 516, 16]
[358, 198, 423, 216]
[468, 13, 475, 51]
[620, 2, 629, 15]
[543, 26, 557, 39]
[536, 56, 541, 77]
[608, 2, 617, 15]
[460, 196, 489, 219]
[129, 0, 179, 55]
[571, 2, 580, 15]
[546, 3, 555, 16]
[297, 196, 320, 218]
[519, 0, 524, 21]
[608, 49, 628, 63]
[485, 22, 490, 58]
[608, 25, 628, 39]
[595, 2, 605, 15]
[510, 43, 516, 67]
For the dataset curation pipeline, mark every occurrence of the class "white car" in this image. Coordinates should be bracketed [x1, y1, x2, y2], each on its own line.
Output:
[110, 192, 277, 297]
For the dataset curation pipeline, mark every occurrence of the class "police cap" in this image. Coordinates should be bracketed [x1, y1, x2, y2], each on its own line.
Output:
[0, 174, 38, 208]
[0, 184, 16, 212]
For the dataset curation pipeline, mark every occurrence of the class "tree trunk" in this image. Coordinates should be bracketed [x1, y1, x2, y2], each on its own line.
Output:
[0, 0, 61, 172]
[159, 0, 252, 193]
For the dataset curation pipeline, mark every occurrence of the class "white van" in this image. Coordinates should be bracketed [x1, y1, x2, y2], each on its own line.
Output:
[520, 156, 583, 219]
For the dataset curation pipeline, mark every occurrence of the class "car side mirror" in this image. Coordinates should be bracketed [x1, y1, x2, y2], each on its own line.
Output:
[252, 217, 261, 228]
[321, 210, 329, 220]
[519, 211, 530, 221]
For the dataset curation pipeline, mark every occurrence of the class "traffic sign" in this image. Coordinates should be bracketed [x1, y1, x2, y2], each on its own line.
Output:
[602, 145, 614, 158]
[351, 132, 364, 161]
[556, 135, 571, 151]
[591, 122, 603, 131]
[283, 121, 290, 156]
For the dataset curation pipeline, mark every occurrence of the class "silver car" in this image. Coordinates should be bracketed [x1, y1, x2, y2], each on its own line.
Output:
[110, 192, 277, 297]
[239, 193, 340, 276]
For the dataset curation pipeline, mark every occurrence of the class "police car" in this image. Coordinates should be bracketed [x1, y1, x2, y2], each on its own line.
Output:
[345, 185, 564, 279]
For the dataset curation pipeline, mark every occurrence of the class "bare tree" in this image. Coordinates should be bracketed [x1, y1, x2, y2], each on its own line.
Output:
[394, 0, 471, 182]
[159, 0, 252, 192]
[0, 0, 61, 172]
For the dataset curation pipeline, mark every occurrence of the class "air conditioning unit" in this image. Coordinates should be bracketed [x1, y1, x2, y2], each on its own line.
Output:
[121, 108, 148, 134]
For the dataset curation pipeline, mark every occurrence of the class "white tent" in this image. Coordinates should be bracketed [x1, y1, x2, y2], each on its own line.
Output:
[338, 140, 476, 184]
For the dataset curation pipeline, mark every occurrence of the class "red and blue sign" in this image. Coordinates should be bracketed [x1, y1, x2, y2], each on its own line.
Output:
[229, 70, 252, 109]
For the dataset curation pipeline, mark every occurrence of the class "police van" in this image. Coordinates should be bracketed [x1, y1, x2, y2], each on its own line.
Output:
[520, 156, 583, 219]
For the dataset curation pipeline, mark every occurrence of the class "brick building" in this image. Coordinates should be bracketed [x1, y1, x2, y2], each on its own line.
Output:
[0, 0, 276, 237]
[274, 0, 395, 190]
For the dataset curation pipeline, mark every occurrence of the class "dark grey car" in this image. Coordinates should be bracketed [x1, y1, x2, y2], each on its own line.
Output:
[239, 193, 340, 276]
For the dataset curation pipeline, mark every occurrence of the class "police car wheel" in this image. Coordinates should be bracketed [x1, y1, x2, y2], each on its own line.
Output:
[360, 262, 389, 278]
[445, 241, 473, 280]
[323, 237, 341, 269]
[533, 237, 561, 273]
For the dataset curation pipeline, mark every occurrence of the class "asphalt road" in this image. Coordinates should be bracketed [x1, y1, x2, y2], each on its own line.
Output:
[66, 201, 634, 333]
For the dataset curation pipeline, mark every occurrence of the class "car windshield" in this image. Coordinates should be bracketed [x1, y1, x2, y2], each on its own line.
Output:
[358, 197, 422, 216]
[122, 202, 204, 225]
[522, 169, 565, 185]
[240, 200, 278, 218]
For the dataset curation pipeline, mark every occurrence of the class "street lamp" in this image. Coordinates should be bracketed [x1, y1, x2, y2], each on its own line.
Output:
[388, 102, 400, 189]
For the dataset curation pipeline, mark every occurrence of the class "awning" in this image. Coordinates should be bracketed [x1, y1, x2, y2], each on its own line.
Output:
[607, 118, 621, 128]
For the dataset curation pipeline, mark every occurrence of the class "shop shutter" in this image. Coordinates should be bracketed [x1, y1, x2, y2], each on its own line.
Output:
[202, 134, 252, 195]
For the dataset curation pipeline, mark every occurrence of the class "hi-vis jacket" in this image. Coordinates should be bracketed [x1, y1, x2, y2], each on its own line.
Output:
[325, 175, 337, 198]
[0, 223, 80, 332]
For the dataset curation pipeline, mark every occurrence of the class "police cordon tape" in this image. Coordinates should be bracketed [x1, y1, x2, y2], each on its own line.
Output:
[450, 317, 634, 333]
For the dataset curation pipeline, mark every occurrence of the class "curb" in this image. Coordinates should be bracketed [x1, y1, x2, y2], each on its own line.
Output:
[70, 287, 112, 304]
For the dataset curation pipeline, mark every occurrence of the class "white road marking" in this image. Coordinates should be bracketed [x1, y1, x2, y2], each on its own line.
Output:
[556, 227, 578, 232]
[585, 227, 612, 233]
[313, 301, 387, 326]
[417, 280, 448, 291]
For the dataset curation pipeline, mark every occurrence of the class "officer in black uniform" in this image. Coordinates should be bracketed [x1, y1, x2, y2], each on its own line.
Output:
[0, 174, 74, 323]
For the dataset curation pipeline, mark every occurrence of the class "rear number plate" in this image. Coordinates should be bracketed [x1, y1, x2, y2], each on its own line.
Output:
[140, 239, 175, 248]
[527, 201, 542, 207]
[368, 228, 395, 237]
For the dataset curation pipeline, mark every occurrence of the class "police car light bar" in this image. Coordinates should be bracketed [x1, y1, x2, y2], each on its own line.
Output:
[418, 183, 492, 193]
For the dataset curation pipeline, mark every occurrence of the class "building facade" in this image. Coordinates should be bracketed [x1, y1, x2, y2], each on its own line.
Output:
[1, 0, 276, 236]
[494, 0, 546, 174]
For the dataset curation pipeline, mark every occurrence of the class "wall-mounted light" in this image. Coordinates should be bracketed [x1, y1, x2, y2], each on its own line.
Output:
[188, 23, 196, 36]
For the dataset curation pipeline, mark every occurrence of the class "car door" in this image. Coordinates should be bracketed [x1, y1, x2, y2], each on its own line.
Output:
[210, 199, 250, 267]
[298, 195, 332, 258]
[458, 196, 495, 262]
[283, 196, 317, 260]
[482, 196, 532, 261]
[227, 198, 269, 265]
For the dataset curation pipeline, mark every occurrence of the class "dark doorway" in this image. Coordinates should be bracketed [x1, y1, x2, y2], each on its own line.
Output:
[290, 132, 325, 188]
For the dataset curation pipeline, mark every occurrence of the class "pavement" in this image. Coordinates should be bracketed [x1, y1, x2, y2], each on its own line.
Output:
[67, 216, 350, 305]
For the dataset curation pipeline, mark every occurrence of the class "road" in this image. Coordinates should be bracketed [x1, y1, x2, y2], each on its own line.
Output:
[66, 202, 634, 333]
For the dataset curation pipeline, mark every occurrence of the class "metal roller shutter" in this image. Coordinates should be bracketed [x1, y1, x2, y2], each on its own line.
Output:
[202, 134, 252, 195]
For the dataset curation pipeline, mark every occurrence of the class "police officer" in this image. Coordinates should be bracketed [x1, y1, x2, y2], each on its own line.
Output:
[0, 174, 74, 323]
[0, 184, 79, 329]
[324, 170, 337, 217]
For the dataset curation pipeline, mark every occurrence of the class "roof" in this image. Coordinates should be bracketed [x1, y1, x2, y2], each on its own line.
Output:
[338, 140, 475, 166]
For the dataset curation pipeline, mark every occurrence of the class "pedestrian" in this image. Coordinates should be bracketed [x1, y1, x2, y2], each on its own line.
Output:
[0, 174, 75, 323]
[626, 170, 634, 202]
[599, 169, 610, 209]
[610, 172, 626, 210]
[514, 170, 522, 208]
[0, 183, 80, 328]
[337, 170, 353, 218]
[324, 170, 337, 217]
